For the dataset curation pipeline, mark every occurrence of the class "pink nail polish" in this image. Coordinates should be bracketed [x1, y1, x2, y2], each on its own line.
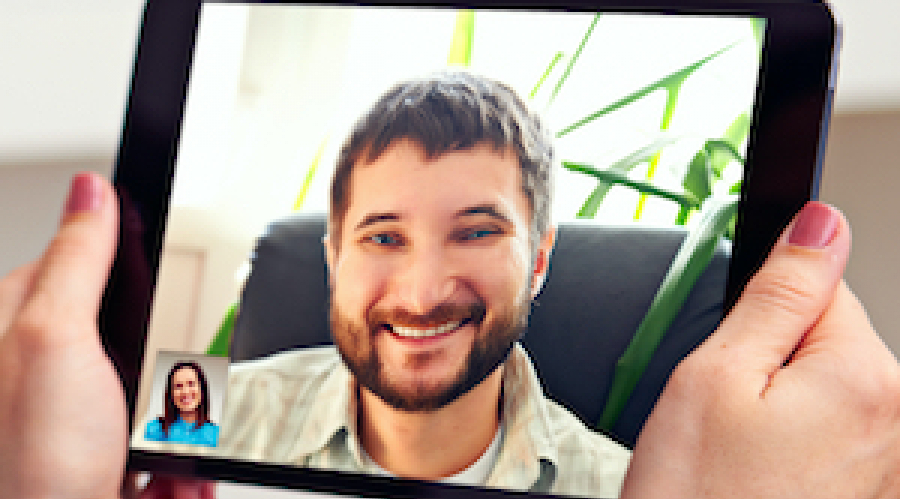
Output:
[788, 201, 839, 248]
[64, 172, 101, 215]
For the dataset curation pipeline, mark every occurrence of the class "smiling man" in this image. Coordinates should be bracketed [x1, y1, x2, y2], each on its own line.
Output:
[217, 72, 631, 498]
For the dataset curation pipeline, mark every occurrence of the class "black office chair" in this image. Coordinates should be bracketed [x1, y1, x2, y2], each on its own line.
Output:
[230, 212, 731, 448]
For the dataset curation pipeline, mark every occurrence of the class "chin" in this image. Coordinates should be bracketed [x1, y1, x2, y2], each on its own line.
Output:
[361, 339, 515, 413]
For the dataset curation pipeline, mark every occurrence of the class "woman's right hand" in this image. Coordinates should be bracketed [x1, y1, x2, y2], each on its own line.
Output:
[622, 202, 900, 499]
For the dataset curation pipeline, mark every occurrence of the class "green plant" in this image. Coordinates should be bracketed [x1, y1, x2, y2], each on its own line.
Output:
[532, 15, 756, 429]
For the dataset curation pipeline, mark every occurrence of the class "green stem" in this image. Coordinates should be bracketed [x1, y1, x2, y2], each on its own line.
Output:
[550, 13, 601, 103]
[598, 194, 740, 430]
[530, 52, 565, 99]
[635, 81, 683, 220]
[293, 136, 328, 211]
[447, 10, 475, 66]
[675, 206, 691, 225]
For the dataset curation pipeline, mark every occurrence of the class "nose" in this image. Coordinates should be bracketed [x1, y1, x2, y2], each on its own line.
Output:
[389, 243, 459, 316]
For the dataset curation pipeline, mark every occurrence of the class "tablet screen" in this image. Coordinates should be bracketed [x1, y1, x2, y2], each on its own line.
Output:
[128, 3, 765, 497]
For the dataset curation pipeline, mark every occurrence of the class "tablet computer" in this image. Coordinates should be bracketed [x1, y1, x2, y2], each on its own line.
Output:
[104, 0, 838, 497]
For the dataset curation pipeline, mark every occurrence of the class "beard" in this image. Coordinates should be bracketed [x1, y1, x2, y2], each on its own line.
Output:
[330, 297, 530, 412]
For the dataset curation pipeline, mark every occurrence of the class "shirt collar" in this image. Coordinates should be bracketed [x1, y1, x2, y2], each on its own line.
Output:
[486, 343, 559, 490]
[290, 355, 364, 464]
[291, 343, 559, 488]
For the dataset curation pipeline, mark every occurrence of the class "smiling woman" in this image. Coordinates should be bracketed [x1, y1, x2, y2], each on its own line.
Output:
[144, 361, 219, 447]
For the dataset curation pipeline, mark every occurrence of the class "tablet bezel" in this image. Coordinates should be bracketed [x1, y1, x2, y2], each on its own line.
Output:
[104, 0, 838, 495]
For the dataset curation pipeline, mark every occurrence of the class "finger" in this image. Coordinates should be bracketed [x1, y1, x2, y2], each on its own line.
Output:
[790, 281, 875, 358]
[138, 476, 216, 499]
[0, 261, 39, 334]
[793, 280, 897, 386]
[15, 172, 118, 340]
[707, 201, 850, 382]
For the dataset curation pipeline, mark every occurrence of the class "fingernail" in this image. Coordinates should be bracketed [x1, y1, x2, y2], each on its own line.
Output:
[64, 172, 102, 215]
[788, 201, 839, 248]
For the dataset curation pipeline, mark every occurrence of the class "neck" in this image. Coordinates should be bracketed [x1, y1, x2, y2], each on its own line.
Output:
[357, 366, 503, 480]
[179, 411, 198, 424]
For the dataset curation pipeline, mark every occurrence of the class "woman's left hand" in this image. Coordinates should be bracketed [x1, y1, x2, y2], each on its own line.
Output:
[0, 173, 126, 499]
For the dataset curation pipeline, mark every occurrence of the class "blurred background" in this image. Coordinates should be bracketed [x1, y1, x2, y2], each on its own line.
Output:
[0, 1, 897, 496]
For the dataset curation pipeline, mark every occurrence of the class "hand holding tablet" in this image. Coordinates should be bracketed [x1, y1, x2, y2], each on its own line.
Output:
[1, 177, 898, 499]
[622, 202, 900, 499]
[0, 173, 125, 499]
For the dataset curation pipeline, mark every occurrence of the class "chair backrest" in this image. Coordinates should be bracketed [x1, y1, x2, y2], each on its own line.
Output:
[231, 212, 731, 448]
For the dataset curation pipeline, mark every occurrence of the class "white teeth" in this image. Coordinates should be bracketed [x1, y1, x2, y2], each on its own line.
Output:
[392, 321, 461, 338]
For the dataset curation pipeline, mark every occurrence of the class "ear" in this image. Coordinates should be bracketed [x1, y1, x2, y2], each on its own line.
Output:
[323, 234, 336, 287]
[530, 226, 556, 299]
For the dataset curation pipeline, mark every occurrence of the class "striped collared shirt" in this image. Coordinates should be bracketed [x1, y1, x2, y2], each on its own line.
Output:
[214, 343, 631, 498]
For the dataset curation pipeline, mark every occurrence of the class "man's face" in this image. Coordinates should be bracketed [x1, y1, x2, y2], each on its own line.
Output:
[171, 367, 201, 414]
[326, 139, 553, 412]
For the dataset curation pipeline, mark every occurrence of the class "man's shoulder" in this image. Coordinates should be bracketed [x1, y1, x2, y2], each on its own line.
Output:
[543, 399, 632, 497]
[544, 399, 629, 455]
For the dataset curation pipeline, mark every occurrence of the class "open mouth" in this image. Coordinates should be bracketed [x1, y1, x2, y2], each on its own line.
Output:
[386, 317, 472, 339]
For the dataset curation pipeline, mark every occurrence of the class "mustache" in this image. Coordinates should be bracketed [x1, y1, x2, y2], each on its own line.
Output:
[368, 302, 487, 329]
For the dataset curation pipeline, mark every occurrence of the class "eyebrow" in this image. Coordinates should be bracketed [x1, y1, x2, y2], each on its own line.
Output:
[354, 213, 401, 232]
[455, 204, 514, 226]
[352, 204, 514, 232]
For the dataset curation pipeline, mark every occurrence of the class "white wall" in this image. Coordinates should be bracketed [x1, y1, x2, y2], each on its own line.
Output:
[0, 2, 898, 497]
[819, 112, 900, 349]
[827, 0, 900, 110]
[0, 1, 897, 171]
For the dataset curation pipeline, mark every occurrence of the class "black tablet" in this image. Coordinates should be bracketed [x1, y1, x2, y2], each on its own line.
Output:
[105, 1, 838, 497]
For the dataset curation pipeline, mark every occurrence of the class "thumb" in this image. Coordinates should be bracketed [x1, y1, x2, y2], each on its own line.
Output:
[20, 172, 118, 332]
[711, 201, 850, 383]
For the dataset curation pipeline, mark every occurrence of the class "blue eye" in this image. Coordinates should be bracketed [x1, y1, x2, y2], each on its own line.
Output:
[462, 228, 500, 240]
[369, 234, 400, 245]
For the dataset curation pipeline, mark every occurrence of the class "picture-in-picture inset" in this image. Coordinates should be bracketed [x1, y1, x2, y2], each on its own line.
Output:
[134, 351, 230, 449]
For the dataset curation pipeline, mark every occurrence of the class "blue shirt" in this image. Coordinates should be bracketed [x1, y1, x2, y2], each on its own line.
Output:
[145, 416, 219, 447]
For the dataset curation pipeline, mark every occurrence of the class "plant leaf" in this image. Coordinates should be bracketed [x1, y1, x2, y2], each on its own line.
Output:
[550, 13, 601, 103]
[751, 17, 767, 49]
[447, 10, 475, 66]
[707, 112, 750, 177]
[577, 183, 613, 219]
[569, 136, 681, 217]
[556, 43, 737, 138]
[206, 302, 238, 357]
[597, 193, 740, 429]
[530, 51, 565, 99]
[293, 136, 328, 211]
[682, 148, 712, 203]
[635, 81, 684, 220]
[564, 162, 700, 209]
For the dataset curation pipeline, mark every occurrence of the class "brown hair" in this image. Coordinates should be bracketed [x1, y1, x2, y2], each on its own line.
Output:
[158, 361, 212, 437]
[329, 72, 553, 252]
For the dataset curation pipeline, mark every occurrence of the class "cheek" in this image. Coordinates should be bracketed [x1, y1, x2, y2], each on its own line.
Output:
[332, 255, 390, 317]
[465, 241, 532, 303]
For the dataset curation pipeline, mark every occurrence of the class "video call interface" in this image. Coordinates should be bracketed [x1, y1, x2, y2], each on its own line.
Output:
[131, 3, 764, 497]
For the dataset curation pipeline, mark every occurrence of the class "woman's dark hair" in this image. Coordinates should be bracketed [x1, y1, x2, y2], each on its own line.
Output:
[158, 361, 212, 437]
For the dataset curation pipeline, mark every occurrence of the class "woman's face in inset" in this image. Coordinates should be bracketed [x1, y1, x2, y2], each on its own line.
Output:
[171, 367, 201, 414]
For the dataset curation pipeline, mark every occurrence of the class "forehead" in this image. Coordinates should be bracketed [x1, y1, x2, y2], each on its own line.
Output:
[343, 140, 529, 230]
[172, 367, 198, 381]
